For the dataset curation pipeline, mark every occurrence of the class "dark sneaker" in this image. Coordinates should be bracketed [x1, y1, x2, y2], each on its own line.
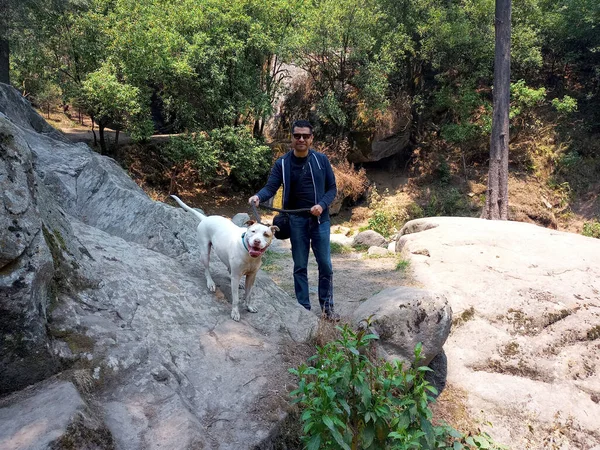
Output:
[322, 309, 341, 322]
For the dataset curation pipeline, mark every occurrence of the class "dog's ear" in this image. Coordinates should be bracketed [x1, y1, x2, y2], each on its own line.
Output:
[244, 219, 256, 226]
[270, 225, 280, 233]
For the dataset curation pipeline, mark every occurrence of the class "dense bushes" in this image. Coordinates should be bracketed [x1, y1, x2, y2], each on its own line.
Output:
[162, 126, 272, 189]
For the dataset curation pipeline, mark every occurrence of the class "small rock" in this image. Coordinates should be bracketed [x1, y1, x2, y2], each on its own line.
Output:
[368, 246, 390, 256]
[232, 213, 252, 227]
[353, 230, 387, 248]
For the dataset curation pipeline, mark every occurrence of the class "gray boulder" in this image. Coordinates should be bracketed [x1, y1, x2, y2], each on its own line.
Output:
[353, 230, 387, 248]
[232, 212, 251, 227]
[0, 83, 317, 449]
[347, 114, 411, 164]
[352, 287, 452, 366]
[0, 379, 112, 450]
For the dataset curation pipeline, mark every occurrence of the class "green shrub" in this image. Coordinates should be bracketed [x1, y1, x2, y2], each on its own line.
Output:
[367, 188, 425, 238]
[330, 242, 352, 254]
[424, 187, 469, 217]
[582, 220, 600, 239]
[551, 95, 577, 115]
[208, 126, 272, 188]
[163, 126, 272, 188]
[290, 324, 505, 450]
[395, 258, 410, 272]
[163, 132, 219, 183]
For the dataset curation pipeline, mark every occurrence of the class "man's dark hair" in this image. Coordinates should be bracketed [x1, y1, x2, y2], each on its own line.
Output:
[291, 120, 313, 134]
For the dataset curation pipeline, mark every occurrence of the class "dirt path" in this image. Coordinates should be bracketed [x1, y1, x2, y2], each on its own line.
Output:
[262, 235, 409, 320]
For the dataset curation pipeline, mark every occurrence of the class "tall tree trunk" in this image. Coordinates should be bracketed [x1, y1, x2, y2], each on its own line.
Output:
[99, 124, 107, 155]
[91, 117, 97, 146]
[482, 0, 511, 220]
[0, 0, 9, 85]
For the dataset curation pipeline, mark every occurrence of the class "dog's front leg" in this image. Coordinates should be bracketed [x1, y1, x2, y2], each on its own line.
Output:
[230, 270, 243, 321]
[244, 271, 258, 313]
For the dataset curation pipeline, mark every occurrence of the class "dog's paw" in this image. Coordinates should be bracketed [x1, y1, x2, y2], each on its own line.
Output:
[231, 308, 241, 321]
[207, 280, 216, 292]
[247, 304, 258, 313]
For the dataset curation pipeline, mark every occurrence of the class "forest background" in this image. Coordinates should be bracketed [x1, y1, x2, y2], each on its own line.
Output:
[1, 0, 599, 238]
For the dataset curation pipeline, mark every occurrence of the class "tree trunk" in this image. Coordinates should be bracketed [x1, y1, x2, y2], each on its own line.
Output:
[0, 0, 9, 85]
[482, 0, 511, 220]
[114, 129, 120, 150]
[91, 117, 97, 146]
[99, 124, 107, 155]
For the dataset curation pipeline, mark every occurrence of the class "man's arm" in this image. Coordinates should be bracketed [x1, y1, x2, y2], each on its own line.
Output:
[250, 159, 283, 204]
[317, 156, 337, 212]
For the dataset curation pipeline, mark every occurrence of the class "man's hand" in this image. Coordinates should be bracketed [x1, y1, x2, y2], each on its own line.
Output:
[310, 204, 323, 216]
[248, 195, 260, 206]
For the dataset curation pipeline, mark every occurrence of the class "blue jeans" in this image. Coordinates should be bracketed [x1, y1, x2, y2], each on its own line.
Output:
[289, 215, 334, 313]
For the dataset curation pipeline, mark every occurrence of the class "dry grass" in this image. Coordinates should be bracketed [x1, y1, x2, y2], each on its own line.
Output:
[430, 383, 482, 435]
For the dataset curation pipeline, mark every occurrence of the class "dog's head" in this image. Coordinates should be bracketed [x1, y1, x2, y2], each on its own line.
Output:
[244, 220, 280, 258]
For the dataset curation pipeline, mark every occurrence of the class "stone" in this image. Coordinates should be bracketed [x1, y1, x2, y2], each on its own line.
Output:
[0, 379, 113, 450]
[367, 246, 390, 257]
[352, 287, 452, 366]
[232, 212, 251, 227]
[330, 233, 353, 247]
[352, 230, 387, 248]
[397, 216, 600, 448]
[0, 83, 318, 448]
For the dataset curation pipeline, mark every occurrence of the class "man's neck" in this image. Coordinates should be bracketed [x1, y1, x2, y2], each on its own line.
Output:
[293, 149, 309, 158]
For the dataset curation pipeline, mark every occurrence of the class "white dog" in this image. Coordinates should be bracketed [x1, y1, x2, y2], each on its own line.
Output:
[171, 195, 278, 321]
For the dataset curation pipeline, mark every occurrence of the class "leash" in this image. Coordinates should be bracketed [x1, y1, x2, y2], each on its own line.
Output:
[250, 203, 312, 223]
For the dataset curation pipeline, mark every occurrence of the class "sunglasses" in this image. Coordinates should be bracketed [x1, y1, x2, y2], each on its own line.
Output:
[292, 133, 312, 140]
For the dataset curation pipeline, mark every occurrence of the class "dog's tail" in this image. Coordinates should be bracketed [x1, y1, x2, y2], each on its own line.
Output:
[170, 195, 206, 222]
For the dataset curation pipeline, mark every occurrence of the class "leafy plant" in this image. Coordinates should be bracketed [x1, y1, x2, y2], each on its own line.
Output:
[395, 258, 410, 273]
[289, 324, 506, 450]
[208, 126, 272, 188]
[163, 126, 272, 189]
[582, 220, 600, 239]
[330, 242, 353, 254]
[551, 96, 577, 115]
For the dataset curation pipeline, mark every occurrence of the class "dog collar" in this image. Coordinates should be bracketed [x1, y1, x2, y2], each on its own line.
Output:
[241, 232, 249, 252]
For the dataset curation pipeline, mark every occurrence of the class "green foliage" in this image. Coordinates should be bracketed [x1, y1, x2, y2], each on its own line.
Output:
[551, 96, 578, 115]
[289, 324, 506, 450]
[395, 258, 410, 273]
[436, 85, 492, 145]
[510, 80, 546, 120]
[163, 132, 220, 183]
[368, 210, 396, 239]
[424, 188, 471, 217]
[582, 220, 600, 239]
[330, 242, 352, 255]
[208, 126, 272, 188]
[366, 188, 424, 238]
[163, 126, 272, 188]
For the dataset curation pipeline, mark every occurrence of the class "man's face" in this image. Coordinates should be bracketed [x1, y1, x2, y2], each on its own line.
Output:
[291, 127, 313, 155]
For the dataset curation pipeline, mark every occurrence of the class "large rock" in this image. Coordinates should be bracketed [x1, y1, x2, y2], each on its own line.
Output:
[396, 216, 600, 449]
[347, 114, 411, 164]
[352, 287, 452, 366]
[0, 114, 58, 394]
[0, 83, 317, 449]
[0, 379, 112, 449]
[352, 230, 387, 248]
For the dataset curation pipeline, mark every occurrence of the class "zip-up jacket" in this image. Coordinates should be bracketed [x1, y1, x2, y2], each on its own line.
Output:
[256, 149, 337, 222]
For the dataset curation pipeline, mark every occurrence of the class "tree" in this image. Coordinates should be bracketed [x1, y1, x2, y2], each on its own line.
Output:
[0, 0, 9, 84]
[482, 0, 511, 220]
[78, 65, 151, 155]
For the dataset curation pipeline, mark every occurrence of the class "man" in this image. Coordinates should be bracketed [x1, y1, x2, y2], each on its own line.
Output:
[249, 120, 339, 321]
